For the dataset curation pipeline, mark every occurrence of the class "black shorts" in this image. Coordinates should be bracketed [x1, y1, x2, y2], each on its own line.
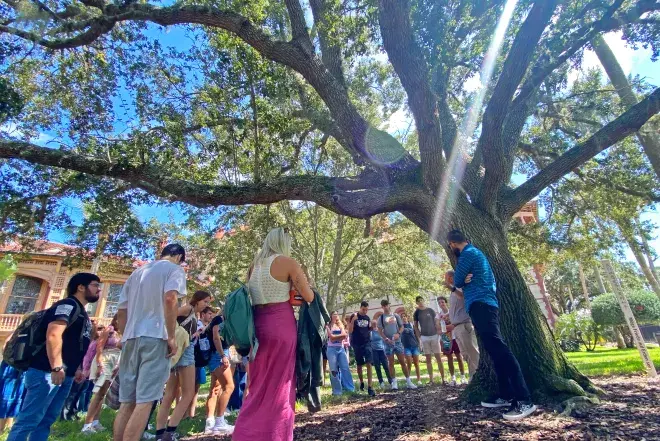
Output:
[353, 343, 373, 366]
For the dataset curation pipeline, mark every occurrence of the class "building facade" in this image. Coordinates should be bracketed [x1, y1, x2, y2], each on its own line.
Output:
[0, 240, 135, 349]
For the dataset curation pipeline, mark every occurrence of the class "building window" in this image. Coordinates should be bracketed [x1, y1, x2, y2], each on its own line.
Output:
[104, 283, 123, 318]
[6, 275, 42, 314]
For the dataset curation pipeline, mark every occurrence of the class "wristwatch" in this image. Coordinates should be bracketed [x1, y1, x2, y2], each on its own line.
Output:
[51, 366, 65, 373]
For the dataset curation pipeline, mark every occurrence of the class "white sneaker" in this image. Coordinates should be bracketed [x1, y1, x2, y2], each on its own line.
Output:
[379, 382, 385, 389]
[92, 421, 106, 431]
[81, 425, 96, 434]
[406, 378, 417, 389]
[142, 432, 156, 440]
[213, 420, 235, 435]
[391, 379, 398, 390]
[461, 375, 467, 384]
[503, 402, 537, 421]
[204, 417, 215, 435]
[450, 377, 457, 386]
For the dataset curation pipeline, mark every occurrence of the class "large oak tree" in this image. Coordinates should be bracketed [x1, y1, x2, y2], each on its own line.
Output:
[1, 0, 659, 401]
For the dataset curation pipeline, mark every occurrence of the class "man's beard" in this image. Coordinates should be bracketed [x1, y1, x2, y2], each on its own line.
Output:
[85, 288, 100, 303]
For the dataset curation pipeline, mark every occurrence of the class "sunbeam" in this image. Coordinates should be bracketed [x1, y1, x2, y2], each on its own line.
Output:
[429, 0, 520, 242]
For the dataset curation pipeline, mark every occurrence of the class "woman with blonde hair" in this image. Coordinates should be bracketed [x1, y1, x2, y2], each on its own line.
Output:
[232, 227, 314, 441]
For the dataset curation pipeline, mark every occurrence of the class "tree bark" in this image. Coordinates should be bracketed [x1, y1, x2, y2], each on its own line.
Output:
[593, 35, 660, 181]
[614, 326, 626, 349]
[325, 214, 345, 311]
[636, 217, 659, 280]
[578, 263, 592, 309]
[594, 267, 608, 294]
[618, 219, 660, 298]
[627, 235, 660, 298]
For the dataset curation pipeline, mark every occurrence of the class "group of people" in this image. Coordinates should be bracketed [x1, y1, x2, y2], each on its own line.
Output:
[0, 227, 537, 441]
[322, 280, 474, 397]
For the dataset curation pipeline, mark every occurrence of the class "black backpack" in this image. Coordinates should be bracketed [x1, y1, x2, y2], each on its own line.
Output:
[194, 325, 214, 368]
[3, 300, 83, 371]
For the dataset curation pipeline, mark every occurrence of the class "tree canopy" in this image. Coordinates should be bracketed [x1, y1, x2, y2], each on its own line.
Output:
[2, 0, 659, 401]
[1, 0, 658, 234]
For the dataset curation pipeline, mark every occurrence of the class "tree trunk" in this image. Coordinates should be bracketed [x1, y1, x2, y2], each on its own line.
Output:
[593, 35, 660, 181]
[614, 326, 626, 349]
[407, 202, 596, 402]
[636, 217, 659, 281]
[325, 214, 345, 311]
[619, 325, 635, 349]
[567, 284, 575, 311]
[622, 227, 660, 298]
[248, 69, 262, 184]
[578, 263, 591, 309]
[594, 267, 608, 294]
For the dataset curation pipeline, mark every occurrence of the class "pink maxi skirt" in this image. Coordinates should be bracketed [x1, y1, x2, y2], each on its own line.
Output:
[233, 302, 297, 441]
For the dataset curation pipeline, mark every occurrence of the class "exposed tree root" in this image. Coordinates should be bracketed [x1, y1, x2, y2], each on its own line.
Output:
[548, 375, 587, 396]
[556, 395, 601, 417]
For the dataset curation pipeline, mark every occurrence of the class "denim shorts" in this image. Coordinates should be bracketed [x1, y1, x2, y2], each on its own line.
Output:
[173, 344, 195, 370]
[384, 340, 404, 356]
[404, 346, 421, 357]
[208, 349, 231, 373]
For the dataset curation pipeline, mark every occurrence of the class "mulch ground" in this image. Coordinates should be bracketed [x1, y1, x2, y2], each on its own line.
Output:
[201, 375, 660, 441]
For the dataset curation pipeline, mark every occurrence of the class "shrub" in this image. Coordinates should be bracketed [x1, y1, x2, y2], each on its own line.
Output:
[555, 309, 600, 352]
[591, 290, 660, 327]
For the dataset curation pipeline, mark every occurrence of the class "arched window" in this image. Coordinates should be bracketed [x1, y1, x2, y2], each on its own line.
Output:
[6, 275, 43, 314]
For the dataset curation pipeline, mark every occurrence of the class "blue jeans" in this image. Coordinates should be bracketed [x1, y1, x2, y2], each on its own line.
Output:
[7, 368, 74, 441]
[326, 345, 354, 395]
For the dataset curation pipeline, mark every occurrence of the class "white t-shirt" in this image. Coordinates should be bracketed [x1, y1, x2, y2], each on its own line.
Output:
[118, 260, 187, 342]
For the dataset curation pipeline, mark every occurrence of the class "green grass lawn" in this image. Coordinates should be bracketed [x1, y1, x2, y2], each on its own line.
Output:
[564, 344, 660, 376]
[2, 344, 658, 441]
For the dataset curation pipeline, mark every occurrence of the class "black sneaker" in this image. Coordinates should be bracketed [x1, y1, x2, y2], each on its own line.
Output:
[360, 382, 365, 391]
[368, 387, 376, 397]
[481, 397, 512, 408]
[503, 402, 537, 420]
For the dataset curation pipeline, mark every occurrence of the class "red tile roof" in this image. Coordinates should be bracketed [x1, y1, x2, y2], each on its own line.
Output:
[0, 239, 78, 257]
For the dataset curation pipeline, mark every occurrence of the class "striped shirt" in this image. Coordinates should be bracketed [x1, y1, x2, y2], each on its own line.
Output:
[453, 244, 498, 313]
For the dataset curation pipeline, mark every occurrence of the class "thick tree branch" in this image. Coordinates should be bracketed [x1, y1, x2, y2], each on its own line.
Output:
[512, 0, 659, 108]
[378, 0, 445, 191]
[476, 0, 559, 212]
[0, 140, 421, 219]
[0, 2, 416, 172]
[308, 0, 346, 88]
[593, 34, 660, 180]
[284, 0, 313, 54]
[505, 87, 660, 216]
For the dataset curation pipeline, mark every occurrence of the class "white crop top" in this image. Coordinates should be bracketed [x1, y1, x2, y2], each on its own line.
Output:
[248, 254, 290, 306]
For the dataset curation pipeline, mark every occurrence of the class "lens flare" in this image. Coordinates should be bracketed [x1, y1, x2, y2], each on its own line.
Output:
[430, 0, 520, 242]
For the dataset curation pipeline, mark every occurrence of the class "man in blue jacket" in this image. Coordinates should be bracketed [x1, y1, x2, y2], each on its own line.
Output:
[448, 229, 536, 421]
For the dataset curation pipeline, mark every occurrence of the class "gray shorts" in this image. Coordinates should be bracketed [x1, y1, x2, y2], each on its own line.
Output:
[119, 337, 170, 404]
